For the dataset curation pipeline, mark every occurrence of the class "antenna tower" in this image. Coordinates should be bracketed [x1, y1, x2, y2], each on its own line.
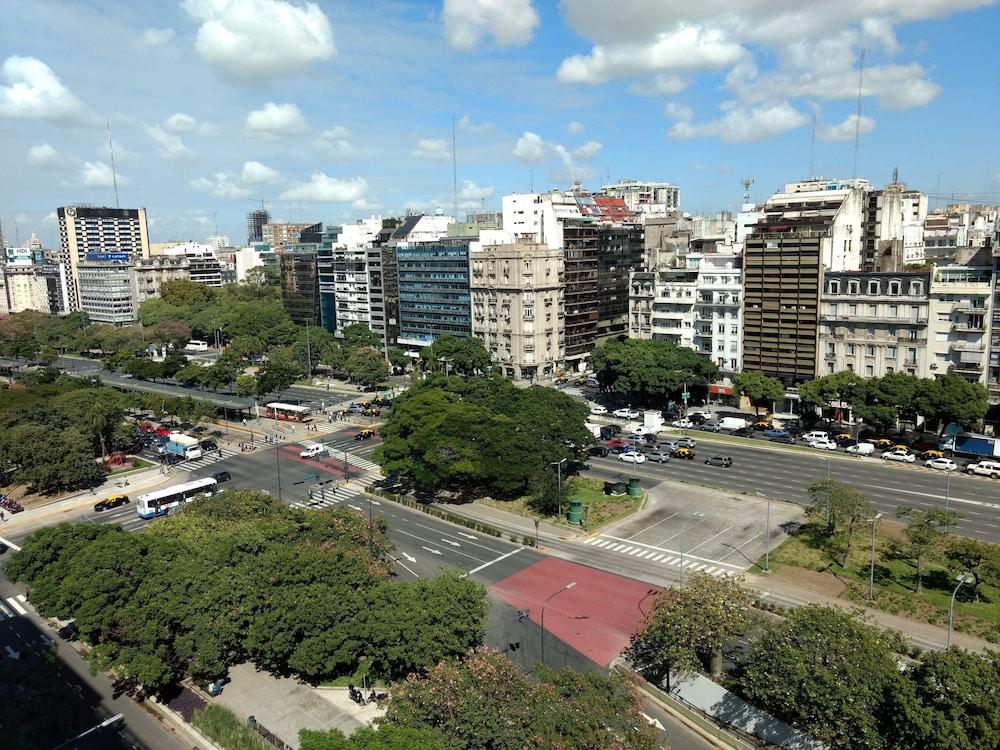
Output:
[852, 48, 865, 180]
[107, 121, 120, 208]
[809, 113, 816, 179]
[740, 178, 754, 204]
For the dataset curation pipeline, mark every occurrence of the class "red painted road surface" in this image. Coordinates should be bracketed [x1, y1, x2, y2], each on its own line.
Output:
[489, 557, 661, 667]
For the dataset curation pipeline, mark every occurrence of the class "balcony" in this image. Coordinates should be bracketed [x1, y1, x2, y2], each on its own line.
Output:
[952, 322, 987, 333]
[951, 361, 984, 374]
[952, 303, 988, 314]
[949, 340, 986, 352]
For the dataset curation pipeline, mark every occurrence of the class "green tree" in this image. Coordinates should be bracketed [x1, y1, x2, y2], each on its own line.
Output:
[806, 478, 874, 567]
[799, 370, 867, 419]
[527, 468, 568, 517]
[589, 338, 718, 406]
[419, 335, 493, 377]
[174, 363, 206, 388]
[150, 320, 191, 349]
[627, 572, 750, 683]
[0, 425, 104, 492]
[346, 346, 389, 388]
[160, 278, 218, 307]
[735, 605, 906, 750]
[341, 323, 381, 350]
[243, 265, 278, 288]
[895, 507, 958, 593]
[123, 358, 165, 381]
[915, 374, 989, 432]
[300, 726, 449, 750]
[255, 359, 302, 396]
[943, 537, 1000, 601]
[859, 372, 924, 431]
[235, 374, 257, 398]
[731, 371, 785, 415]
[387, 347, 408, 374]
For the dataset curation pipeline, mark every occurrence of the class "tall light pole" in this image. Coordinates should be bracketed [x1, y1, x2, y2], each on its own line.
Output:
[679, 512, 705, 586]
[305, 320, 312, 380]
[868, 512, 883, 602]
[947, 573, 970, 648]
[943, 472, 952, 532]
[755, 492, 772, 572]
[275, 444, 283, 501]
[540, 581, 577, 666]
[550, 458, 567, 518]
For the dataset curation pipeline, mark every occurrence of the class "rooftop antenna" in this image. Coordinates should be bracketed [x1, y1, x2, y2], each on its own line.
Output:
[935, 173, 941, 212]
[740, 177, 754, 204]
[107, 121, 120, 208]
[529, 169, 534, 193]
[892, 166, 899, 185]
[852, 47, 865, 180]
[452, 116, 458, 220]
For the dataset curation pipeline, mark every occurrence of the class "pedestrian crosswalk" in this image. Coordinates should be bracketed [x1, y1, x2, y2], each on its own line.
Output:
[288, 474, 378, 511]
[0, 594, 27, 619]
[176, 447, 239, 472]
[581, 536, 743, 577]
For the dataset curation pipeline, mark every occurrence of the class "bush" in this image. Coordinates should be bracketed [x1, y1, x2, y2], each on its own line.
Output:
[191, 705, 272, 750]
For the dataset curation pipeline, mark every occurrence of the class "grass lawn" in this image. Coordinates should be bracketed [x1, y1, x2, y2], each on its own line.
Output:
[107, 456, 154, 475]
[762, 521, 1000, 643]
[318, 660, 386, 689]
[481, 476, 643, 531]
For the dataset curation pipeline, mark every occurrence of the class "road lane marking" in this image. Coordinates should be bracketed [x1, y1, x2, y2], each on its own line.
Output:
[0, 537, 21, 552]
[461, 548, 523, 578]
[625, 511, 680, 540]
[595, 540, 611, 548]
[5, 598, 27, 615]
[685, 524, 735, 554]
[627, 548, 643, 556]
[857, 484, 1000, 510]
[651, 554, 664, 561]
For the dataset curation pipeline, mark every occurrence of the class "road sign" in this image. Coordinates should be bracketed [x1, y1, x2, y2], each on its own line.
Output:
[681, 392, 690, 400]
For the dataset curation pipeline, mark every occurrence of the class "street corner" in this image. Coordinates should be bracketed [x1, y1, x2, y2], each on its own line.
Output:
[488, 557, 663, 668]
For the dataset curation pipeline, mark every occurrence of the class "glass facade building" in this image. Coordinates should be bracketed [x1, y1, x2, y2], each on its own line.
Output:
[279, 245, 321, 327]
[396, 241, 472, 347]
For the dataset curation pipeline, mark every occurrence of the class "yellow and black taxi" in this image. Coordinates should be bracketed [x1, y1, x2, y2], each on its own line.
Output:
[94, 494, 130, 513]
[354, 429, 376, 441]
[919, 449, 945, 462]
[671, 446, 696, 460]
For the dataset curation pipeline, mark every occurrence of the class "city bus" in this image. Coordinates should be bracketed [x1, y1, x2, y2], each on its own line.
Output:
[136, 477, 218, 519]
[186, 340, 210, 351]
[264, 402, 312, 422]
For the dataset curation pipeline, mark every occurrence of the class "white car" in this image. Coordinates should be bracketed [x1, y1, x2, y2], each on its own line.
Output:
[632, 425, 659, 436]
[925, 457, 958, 472]
[618, 450, 647, 464]
[299, 444, 329, 458]
[881, 449, 916, 463]
[967, 460, 1000, 478]
[800, 431, 829, 443]
[809, 438, 839, 451]
[589, 404, 608, 415]
[614, 408, 642, 419]
[671, 418, 694, 428]
[846, 442, 876, 456]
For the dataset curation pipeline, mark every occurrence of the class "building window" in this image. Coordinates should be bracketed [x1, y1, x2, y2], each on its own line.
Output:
[889, 305, 898, 317]
[868, 304, 877, 316]
[866, 364, 874, 376]
[888, 280, 901, 295]
[887, 346, 896, 358]
[868, 280, 879, 295]
[849, 304, 858, 315]
[848, 280, 860, 294]
[829, 280, 840, 294]
[867, 345, 876, 356]
[909, 281, 922, 295]
[847, 343, 856, 355]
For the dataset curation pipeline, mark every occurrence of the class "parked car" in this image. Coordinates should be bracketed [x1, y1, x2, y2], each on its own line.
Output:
[966, 460, 1000, 478]
[93, 494, 130, 513]
[607, 438, 629, 448]
[834, 434, 856, 446]
[613, 408, 642, 419]
[610, 443, 633, 453]
[199, 439, 219, 452]
[671, 418, 694, 428]
[589, 404, 608, 415]
[631, 425, 659, 436]
[688, 411, 711, 423]
[696, 420, 720, 432]
[925, 457, 958, 472]
[763, 428, 790, 439]
[846, 442, 876, 456]
[211, 470, 232, 483]
[0, 542, 8, 555]
[618, 451, 647, 464]
[800, 431, 829, 443]
[673, 436, 697, 448]
[882, 449, 916, 463]
[810, 438, 839, 451]
[588, 446, 610, 457]
[704, 455, 733, 467]
[919, 449, 945, 462]
[671, 446, 696, 460]
[769, 435, 796, 445]
[300, 444, 329, 458]
[599, 425, 620, 439]
[731, 427, 755, 438]
[644, 450, 671, 463]
[872, 438, 896, 450]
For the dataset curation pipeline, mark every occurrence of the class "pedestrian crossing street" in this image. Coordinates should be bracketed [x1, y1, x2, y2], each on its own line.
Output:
[0, 593, 27, 620]
[581, 535, 744, 577]
[288, 474, 378, 511]
[176, 447, 239, 472]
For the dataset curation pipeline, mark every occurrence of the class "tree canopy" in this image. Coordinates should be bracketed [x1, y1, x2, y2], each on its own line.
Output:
[731, 371, 785, 415]
[589, 338, 718, 406]
[419, 335, 493, 377]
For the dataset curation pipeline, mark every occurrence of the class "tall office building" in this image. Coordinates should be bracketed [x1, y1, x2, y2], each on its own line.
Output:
[247, 208, 271, 245]
[396, 240, 472, 351]
[57, 205, 150, 310]
[279, 244, 321, 327]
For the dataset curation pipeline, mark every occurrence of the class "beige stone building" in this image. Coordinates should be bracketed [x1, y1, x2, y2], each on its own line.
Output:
[470, 241, 564, 382]
[927, 265, 992, 385]
[131, 256, 191, 303]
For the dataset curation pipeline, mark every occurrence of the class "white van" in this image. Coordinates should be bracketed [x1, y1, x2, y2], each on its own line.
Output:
[846, 442, 876, 456]
[186, 340, 209, 352]
[967, 460, 1000, 479]
[801, 431, 829, 443]
[718, 416, 749, 432]
[299, 443, 329, 458]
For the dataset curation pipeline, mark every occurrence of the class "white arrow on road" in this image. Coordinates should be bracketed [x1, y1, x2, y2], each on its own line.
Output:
[401, 552, 416, 562]
[456, 532, 477, 539]
[641, 712, 664, 731]
[348, 504, 363, 511]
[441, 539, 461, 547]
[4, 646, 19, 660]
[421, 546, 441, 555]
[370, 500, 381, 506]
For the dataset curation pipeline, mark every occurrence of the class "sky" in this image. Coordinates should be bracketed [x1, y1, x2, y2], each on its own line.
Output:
[1, 0, 998, 248]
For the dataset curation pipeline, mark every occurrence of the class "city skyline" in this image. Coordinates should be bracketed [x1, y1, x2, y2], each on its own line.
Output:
[1, 0, 998, 246]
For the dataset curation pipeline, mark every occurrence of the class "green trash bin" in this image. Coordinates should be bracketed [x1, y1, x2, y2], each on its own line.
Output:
[627, 478, 642, 497]
[567, 498, 584, 525]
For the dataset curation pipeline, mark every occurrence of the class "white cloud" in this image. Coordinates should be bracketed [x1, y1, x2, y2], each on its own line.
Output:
[513, 131, 546, 163]
[552, 144, 597, 183]
[27, 143, 59, 166]
[314, 127, 354, 159]
[458, 114, 491, 132]
[190, 172, 252, 200]
[411, 138, 450, 161]
[164, 112, 197, 132]
[0, 56, 90, 122]
[80, 161, 130, 187]
[664, 101, 693, 122]
[241, 160, 282, 184]
[245, 102, 309, 136]
[460, 180, 495, 201]
[280, 173, 370, 203]
[145, 125, 195, 159]
[352, 197, 382, 211]
[669, 101, 808, 143]
[572, 140, 603, 159]
[182, 0, 335, 83]
[628, 74, 688, 96]
[817, 113, 876, 142]
[137, 27, 176, 48]
[567, 120, 584, 135]
[443, 0, 540, 50]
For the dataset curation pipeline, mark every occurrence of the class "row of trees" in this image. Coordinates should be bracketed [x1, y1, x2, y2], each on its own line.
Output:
[628, 573, 1000, 750]
[374, 375, 593, 499]
[301, 649, 658, 750]
[733, 369, 989, 433]
[589, 338, 720, 406]
[4, 492, 487, 693]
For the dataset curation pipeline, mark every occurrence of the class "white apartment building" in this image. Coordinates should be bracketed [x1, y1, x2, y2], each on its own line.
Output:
[131, 256, 191, 303]
[692, 253, 742, 373]
[629, 267, 698, 348]
[470, 240, 564, 381]
[819, 271, 931, 379]
[330, 216, 382, 334]
[161, 242, 224, 287]
[927, 265, 992, 385]
[600, 179, 679, 218]
[502, 192, 581, 249]
[0, 264, 66, 314]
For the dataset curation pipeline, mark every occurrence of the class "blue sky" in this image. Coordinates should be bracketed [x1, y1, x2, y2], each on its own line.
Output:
[1, 0, 997, 247]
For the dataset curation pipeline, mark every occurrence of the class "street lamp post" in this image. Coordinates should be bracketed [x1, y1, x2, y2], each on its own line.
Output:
[679, 512, 705, 586]
[868, 512, 883, 602]
[550, 458, 567, 519]
[755, 492, 772, 572]
[948, 573, 970, 648]
[540, 581, 577, 666]
[275, 444, 283, 501]
[944, 473, 952, 532]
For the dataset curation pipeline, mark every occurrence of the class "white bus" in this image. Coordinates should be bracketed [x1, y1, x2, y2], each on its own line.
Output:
[136, 477, 218, 519]
[186, 340, 210, 352]
[264, 402, 312, 423]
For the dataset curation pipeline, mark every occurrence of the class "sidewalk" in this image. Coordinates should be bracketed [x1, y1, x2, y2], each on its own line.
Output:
[430, 498, 586, 545]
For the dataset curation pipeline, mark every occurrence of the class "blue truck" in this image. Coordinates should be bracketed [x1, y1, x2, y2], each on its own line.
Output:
[953, 433, 1000, 460]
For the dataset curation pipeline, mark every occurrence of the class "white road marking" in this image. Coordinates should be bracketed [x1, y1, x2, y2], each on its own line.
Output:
[462, 548, 523, 578]
[651, 554, 664, 562]
[5, 597, 27, 615]
[685, 524, 735, 554]
[0, 602, 12, 618]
